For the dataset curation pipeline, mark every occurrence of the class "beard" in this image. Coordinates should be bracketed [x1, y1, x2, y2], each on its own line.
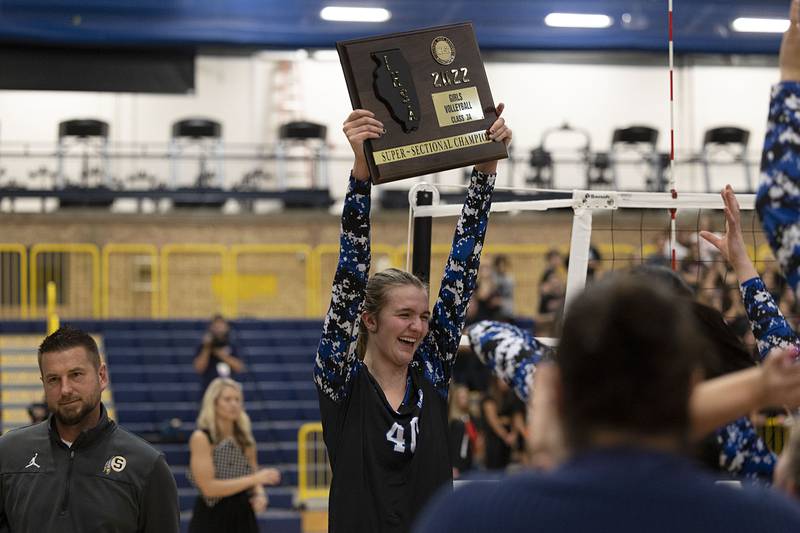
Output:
[52, 391, 101, 426]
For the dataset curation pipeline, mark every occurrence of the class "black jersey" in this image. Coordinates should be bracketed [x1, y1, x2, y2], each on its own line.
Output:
[319, 363, 450, 532]
[314, 171, 495, 533]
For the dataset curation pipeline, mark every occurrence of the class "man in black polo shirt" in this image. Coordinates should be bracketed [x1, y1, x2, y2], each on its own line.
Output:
[0, 326, 179, 532]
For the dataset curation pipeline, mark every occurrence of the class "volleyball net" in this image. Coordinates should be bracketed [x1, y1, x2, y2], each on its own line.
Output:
[408, 186, 794, 336]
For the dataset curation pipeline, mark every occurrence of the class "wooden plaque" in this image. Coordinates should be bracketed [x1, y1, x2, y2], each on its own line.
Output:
[337, 22, 507, 184]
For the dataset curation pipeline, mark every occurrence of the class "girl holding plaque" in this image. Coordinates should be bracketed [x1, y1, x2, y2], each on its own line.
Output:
[313, 105, 511, 532]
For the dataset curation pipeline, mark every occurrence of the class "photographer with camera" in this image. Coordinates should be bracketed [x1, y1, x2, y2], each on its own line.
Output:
[194, 314, 245, 393]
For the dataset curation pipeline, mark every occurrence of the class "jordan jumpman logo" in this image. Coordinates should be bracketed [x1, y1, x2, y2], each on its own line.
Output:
[25, 452, 40, 469]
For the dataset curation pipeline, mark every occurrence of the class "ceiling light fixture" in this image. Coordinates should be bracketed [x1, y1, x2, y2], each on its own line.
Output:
[311, 49, 340, 61]
[320, 6, 391, 23]
[544, 13, 613, 29]
[731, 17, 789, 33]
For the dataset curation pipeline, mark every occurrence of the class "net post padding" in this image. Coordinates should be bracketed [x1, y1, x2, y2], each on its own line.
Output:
[407, 182, 440, 283]
[411, 189, 434, 285]
[565, 208, 593, 310]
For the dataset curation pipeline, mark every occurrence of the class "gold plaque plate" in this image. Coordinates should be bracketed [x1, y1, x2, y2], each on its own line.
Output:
[373, 129, 490, 165]
[431, 86, 484, 128]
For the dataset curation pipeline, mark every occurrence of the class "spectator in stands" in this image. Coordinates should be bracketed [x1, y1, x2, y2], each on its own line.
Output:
[466, 263, 505, 324]
[194, 315, 244, 392]
[564, 243, 602, 281]
[696, 262, 731, 313]
[481, 375, 525, 471]
[538, 263, 565, 315]
[416, 278, 800, 533]
[0, 325, 180, 532]
[762, 265, 787, 305]
[540, 248, 563, 282]
[696, 213, 721, 263]
[451, 343, 491, 393]
[537, 249, 566, 336]
[448, 384, 478, 479]
[188, 377, 281, 533]
[645, 233, 670, 266]
[492, 255, 515, 318]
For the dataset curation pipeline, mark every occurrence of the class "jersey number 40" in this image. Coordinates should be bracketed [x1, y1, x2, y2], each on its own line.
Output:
[386, 416, 420, 453]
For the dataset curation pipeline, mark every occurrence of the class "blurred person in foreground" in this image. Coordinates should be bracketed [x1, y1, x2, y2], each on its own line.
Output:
[415, 277, 800, 533]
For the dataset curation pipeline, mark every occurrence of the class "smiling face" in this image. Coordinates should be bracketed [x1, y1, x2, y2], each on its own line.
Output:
[364, 284, 430, 368]
[41, 346, 107, 427]
[215, 384, 243, 423]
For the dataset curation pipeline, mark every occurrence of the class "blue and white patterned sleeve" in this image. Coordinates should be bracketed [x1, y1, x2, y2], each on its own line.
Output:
[415, 169, 496, 397]
[740, 277, 799, 360]
[716, 417, 776, 485]
[758, 81, 800, 297]
[467, 320, 553, 402]
[313, 176, 371, 402]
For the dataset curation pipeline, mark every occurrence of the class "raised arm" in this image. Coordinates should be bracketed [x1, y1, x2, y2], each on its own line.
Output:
[416, 105, 511, 395]
[698, 185, 787, 480]
[741, 278, 799, 359]
[701, 186, 800, 359]
[313, 110, 381, 402]
[758, 0, 800, 298]
[313, 176, 371, 402]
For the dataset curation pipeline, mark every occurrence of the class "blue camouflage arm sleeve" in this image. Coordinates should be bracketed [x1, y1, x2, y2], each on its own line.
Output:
[716, 417, 776, 484]
[740, 277, 799, 360]
[416, 169, 495, 397]
[758, 81, 800, 296]
[467, 320, 554, 402]
[313, 176, 372, 402]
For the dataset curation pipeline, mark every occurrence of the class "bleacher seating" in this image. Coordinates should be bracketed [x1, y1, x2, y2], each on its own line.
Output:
[0, 319, 322, 533]
[0, 317, 536, 532]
